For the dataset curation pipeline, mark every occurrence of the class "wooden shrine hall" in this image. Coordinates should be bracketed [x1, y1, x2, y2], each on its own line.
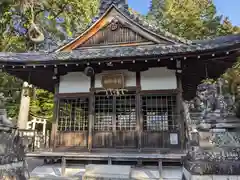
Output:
[0, 0, 239, 156]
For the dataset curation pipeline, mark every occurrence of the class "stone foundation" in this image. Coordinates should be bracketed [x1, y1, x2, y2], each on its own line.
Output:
[183, 167, 240, 180]
[29, 162, 182, 180]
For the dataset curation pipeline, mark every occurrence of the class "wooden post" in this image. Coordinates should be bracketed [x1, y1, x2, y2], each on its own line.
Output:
[136, 90, 142, 152]
[51, 83, 59, 150]
[88, 92, 94, 151]
[88, 75, 95, 151]
[176, 70, 184, 150]
[136, 72, 142, 151]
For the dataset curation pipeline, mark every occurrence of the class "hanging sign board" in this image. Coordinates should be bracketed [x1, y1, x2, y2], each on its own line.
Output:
[101, 74, 125, 89]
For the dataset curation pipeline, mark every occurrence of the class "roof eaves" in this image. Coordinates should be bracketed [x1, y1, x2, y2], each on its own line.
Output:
[193, 34, 240, 46]
[1, 40, 239, 63]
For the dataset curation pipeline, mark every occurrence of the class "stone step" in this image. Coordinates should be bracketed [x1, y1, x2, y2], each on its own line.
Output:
[83, 164, 131, 180]
[29, 164, 183, 180]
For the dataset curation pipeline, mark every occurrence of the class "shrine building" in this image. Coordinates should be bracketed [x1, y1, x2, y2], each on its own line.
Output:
[0, 0, 239, 154]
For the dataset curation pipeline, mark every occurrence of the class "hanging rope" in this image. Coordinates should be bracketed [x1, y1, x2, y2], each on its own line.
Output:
[27, 0, 45, 43]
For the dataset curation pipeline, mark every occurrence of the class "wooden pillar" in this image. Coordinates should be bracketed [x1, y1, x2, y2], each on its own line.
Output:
[51, 82, 59, 150]
[88, 75, 95, 151]
[176, 70, 184, 150]
[136, 72, 142, 151]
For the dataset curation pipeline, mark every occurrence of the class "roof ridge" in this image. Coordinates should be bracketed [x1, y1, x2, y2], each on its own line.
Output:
[99, 0, 128, 14]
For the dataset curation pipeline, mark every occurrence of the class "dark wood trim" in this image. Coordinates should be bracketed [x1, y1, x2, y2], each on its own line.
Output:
[79, 42, 154, 49]
[112, 96, 117, 147]
[88, 75, 95, 152]
[140, 89, 180, 95]
[88, 92, 94, 152]
[91, 74, 95, 88]
[136, 71, 142, 151]
[176, 71, 184, 150]
[90, 86, 137, 92]
[51, 82, 59, 150]
[56, 92, 90, 98]
[136, 88, 142, 151]
[136, 71, 141, 88]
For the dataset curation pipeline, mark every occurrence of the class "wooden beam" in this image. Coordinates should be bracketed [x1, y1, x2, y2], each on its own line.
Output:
[176, 71, 185, 150]
[62, 17, 109, 51]
[136, 72, 142, 151]
[51, 82, 59, 150]
[88, 75, 95, 152]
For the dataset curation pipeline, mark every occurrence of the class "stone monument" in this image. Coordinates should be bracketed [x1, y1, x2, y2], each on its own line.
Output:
[0, 92, 29, 179]
[183, 79, 240, 179]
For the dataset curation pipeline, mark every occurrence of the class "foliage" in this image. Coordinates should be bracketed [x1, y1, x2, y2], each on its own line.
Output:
[0, 72, 22, 118]
[147, 0, 239, 39]
[0, 0, 99, 119]
[30, 89, 54, 119]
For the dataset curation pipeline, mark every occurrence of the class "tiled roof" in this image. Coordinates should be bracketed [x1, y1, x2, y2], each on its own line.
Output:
[54, 0, 191, 52]
[0, 35, 239, 64]
[54, 0, 240, 52]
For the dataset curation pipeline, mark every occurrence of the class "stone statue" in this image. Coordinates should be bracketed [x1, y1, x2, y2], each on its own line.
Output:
[183, 79, 240, 175]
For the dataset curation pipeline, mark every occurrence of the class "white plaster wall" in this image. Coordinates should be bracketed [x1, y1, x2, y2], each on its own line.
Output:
[59, 72, 90, 93]
[95, 70, 136, 88]
[140, 67, 177, 90]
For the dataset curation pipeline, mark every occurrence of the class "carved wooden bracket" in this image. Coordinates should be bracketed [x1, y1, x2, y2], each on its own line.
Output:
[110, 18, 119, 31]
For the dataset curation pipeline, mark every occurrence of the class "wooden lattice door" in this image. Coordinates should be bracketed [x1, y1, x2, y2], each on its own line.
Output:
[115, 93, 137, 148]
[57, 97, 89, 148]
[93, 92, 137, 149]
[141, 94, 180, 149]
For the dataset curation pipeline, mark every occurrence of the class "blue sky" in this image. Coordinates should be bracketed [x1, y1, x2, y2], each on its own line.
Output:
[128, 0, 240, 26]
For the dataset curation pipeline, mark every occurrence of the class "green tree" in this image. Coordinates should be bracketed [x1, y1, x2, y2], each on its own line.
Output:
[147, 0, 238, 40]
[217, 17, 240, 36]
[0, 0, 99, 119]
[30, 89, 54, 119]
[0, 72, 22, 118]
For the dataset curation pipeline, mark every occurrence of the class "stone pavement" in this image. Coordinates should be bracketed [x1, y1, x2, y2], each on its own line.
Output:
[26, 158, 183, 180]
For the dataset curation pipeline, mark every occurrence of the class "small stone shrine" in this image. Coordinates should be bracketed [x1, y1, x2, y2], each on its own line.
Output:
[183, 79, 240, 179]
